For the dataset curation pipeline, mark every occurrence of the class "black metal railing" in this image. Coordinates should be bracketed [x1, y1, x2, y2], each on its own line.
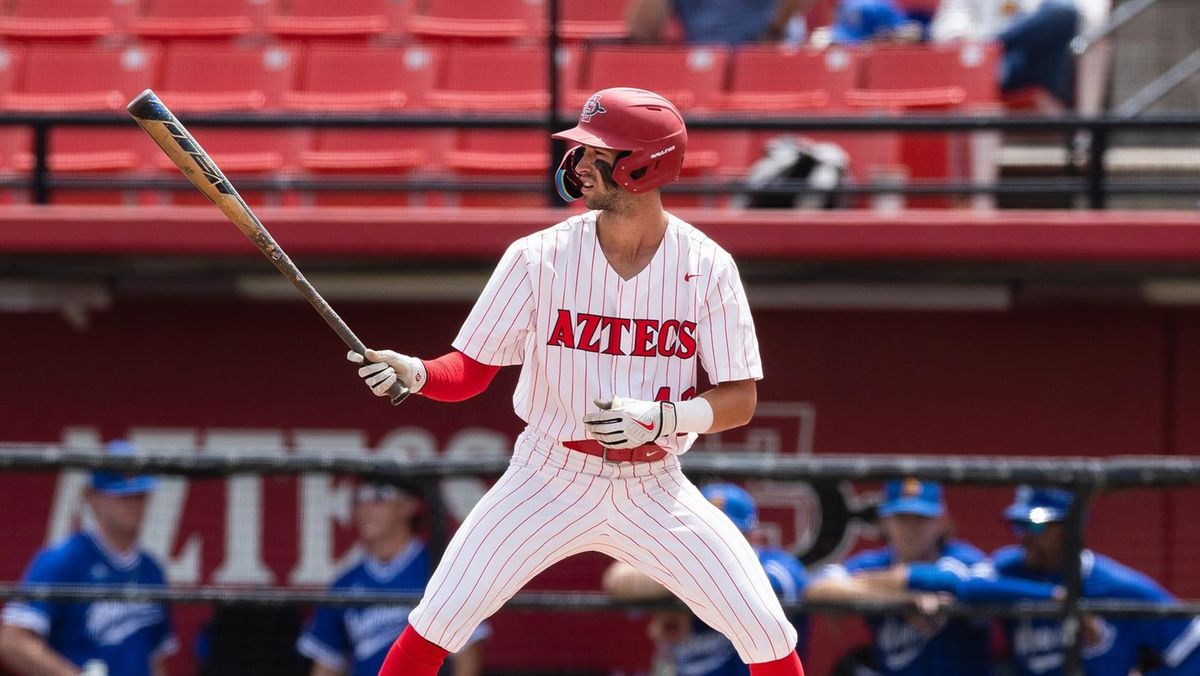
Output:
[3, 446, 1200, 675]
[4, 111, 1200, 210]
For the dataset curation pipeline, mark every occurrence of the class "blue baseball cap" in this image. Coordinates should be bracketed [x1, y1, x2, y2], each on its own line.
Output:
[89, 439, 157, 496]
[702, 483, 758, 533]
[831, 0, 906, 44]
[1004, 485, 1073, 525]
[878, 478, 944, 518]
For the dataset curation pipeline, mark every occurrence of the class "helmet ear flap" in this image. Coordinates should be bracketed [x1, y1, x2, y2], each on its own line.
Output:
[555, 145, 585, 202]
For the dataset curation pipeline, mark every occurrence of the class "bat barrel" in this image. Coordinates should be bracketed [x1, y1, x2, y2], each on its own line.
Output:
[127, 89, 170, 123]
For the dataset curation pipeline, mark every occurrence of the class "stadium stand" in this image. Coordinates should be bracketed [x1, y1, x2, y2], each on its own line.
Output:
[405, 0, 544, 42]
[266, 0, 400, 40]
[0, 0, 136, 42]
[574, 44, 730, 111]
[283, 43, 441, 111]
[557, 0, 629, 41]
[132, 0, 278, 41]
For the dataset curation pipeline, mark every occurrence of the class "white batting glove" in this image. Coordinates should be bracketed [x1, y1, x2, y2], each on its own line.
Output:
[582, 396, 678, 449]
[347, 349, 426, 396]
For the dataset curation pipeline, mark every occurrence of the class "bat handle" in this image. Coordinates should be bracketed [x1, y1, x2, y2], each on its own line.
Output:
[387, 382, 410, 406]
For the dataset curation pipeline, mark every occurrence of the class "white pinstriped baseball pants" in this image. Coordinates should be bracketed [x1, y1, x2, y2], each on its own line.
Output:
[407, 429, 798, 664]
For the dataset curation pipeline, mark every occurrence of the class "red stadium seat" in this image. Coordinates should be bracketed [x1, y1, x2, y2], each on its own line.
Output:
[300, 129, 456, 206]
[2, 45, 160, 203]
[665, 130, 762, 208]
[574, 45, 729, 111]
[0, 0, 136, 41]
[558, 0, 629, 41]
[267, 0, 398, 39]
[846, 43, 1001, 207]
[132, 0, 279, 40]
[427, 45, 579, 113]
[158, 42, 300, 112]
[444, 130, 549, 207]
[406, 0, 544, 41]
[155, 43, 305, 206]
[288, 44, 448, 205]
[721, 46, 859, 112]
[285, 44, 441, 111]
[847, 42, 1001, 109]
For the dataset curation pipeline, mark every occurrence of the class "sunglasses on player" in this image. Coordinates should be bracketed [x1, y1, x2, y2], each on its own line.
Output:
[1010, 520, 1056, 537]
[355, 484, 401, 504]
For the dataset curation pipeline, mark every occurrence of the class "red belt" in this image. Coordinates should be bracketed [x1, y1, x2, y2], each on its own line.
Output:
[562, 440, 668, 463]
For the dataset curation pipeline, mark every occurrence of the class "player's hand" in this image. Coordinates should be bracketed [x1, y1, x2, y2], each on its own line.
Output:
[582, 396, 677, 449]
[347, 349, 424, 396]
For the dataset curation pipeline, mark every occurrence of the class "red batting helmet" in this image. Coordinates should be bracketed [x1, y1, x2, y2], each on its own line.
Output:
[552, 87, 687, 201]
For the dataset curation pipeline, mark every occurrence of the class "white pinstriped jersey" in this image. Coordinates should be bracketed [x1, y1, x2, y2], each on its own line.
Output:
[451, 210, 763, 453]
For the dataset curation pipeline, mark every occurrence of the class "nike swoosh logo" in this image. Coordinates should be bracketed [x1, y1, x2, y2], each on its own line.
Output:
[683, 273, 702, 282]
[634, 419, 655, 431]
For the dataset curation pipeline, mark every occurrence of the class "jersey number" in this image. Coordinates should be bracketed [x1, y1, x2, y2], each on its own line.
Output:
[654, 386, 696, 402]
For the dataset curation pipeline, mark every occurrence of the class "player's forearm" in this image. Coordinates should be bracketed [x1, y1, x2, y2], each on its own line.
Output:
[626, 0, 670, 41]
[805, 569, 914, 604]
[603, 562, 672, 601]
[151, 658, 169, 676]
[451, 642, 484, 676]
[418, 351, 500, 402]
[309, 662, 344, 676]
[0, 626, 80, 676]
[698, 379, 757, 433]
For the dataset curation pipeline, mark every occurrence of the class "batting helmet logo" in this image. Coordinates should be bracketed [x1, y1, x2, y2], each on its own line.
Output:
[579, 93, 607, 123]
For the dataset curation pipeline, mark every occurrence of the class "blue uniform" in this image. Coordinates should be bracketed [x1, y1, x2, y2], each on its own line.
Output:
[298, 540, 488, 676]
[663, 548, 808, 676]
[817, 540, 992, 676]
[988, 546, 1200, 676]
[1, 530, 176, 676]
[670, 0, 779, 44]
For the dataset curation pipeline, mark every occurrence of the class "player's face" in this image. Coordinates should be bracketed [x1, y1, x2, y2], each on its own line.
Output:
[576, 145, 628, 212]
[1014, 521, 1064, 571]
[354, 487, 418, 546]
[88, 491, 148, 540]
[881, 514, 945, 563]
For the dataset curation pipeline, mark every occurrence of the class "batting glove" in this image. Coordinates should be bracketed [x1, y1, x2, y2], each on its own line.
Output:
[582, 396, 678, 449]
[347, 349, 426, 396]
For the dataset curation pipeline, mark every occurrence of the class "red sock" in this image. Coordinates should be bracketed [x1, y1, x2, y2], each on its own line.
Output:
[378, 625, 450, 676]
[749, 650, 805, 676]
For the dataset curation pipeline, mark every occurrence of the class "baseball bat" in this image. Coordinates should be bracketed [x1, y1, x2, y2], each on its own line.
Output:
[126, 89, 409, 405]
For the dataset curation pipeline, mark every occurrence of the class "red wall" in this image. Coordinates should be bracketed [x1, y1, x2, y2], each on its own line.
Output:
[0, 299, 1195, 675]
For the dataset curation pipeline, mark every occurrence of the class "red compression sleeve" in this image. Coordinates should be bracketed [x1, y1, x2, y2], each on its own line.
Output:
[418, 350, 500, 402]
[378, 625, 449, 676]
[749, 651, 806, 676]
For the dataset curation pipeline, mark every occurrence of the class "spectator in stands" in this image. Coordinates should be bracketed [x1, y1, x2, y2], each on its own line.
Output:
[297, 481, 486, 676]
[627, 0, 810, 44]
[896, 486, 1200, 675]
[0, 439, 176, 676]
[603, 482, 809, 675]
[825, 0, 924, 45]
[805, 478, 993, 675]
[930, 0, 1086, 106]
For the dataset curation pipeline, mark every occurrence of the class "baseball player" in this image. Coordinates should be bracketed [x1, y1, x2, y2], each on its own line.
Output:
[348, 87, 805, 676]
[805, 479, 992, 675]
[899, 486, 1200, 675]
[297, 482, 486, 676]
[0, 440, 176, 676]
[604, 482, 809, 676]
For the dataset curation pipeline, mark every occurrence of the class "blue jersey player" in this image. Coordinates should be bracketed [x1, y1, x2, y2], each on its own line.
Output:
[603, 482, 808, 676]
[902, 486, 1200, 676]
[298, 482, 487, 676]
[806, 478, 992, 676]
[0, 440, 176, 676]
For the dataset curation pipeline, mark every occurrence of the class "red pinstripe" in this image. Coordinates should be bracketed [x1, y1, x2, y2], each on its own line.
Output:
[445, 468, 602, 647]
[613, 472, 758, 657]
[660, 469, 794, 654]
[421, 467, 547, 643]
[461, 242, 526, 351]
[640, 471, 771, 655]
